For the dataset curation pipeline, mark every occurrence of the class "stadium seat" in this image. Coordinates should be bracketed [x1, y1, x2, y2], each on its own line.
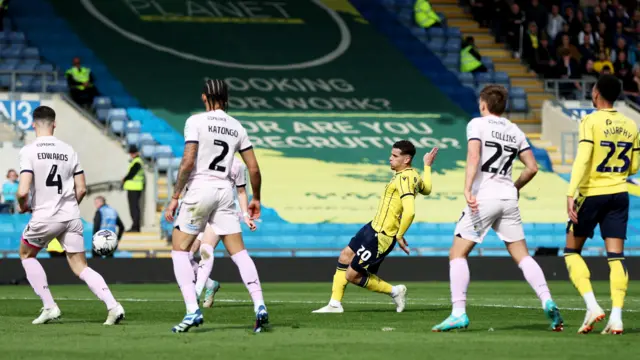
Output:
[96, 108, 109, 122]
[442, 54, 459, 71]
[458, 72, 474, 87]
[510, 87, 526, 99]
[22, 47, 40, 60]
[475, 72, 492, 83]
[510, 98, 527, 112]
[110, 119, 126, 135]
[126, 120, 142, 133]
[444, 39, 460, 53]
[427, 39, 444, 53]
[126, 133, 140, 147]
[107, 108, 128, 124]
[93, 96, 113, 110]
[481, 57, 494, 72]
[426, 27, 445, 40]
[494, 72, 510, 86]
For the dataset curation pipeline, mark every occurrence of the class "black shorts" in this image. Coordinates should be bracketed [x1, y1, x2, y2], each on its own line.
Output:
[567, 192, 629, 240]
[347, 222, 396, 275]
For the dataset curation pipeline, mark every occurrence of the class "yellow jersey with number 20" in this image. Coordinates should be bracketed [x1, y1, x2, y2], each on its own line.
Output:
[568, 109, 640, 197]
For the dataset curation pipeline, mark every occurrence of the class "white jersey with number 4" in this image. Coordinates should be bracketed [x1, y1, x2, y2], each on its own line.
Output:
[19, 136, 83, 222]
[466, 115, 530, 200]
[184, 109, 252, 189]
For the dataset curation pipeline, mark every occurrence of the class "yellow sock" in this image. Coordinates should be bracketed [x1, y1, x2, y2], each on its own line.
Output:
[607, 253, 628, 309]
[564, 251, 593, 295]
[362, 274, 393, 295]
[330, 264, 349, 302]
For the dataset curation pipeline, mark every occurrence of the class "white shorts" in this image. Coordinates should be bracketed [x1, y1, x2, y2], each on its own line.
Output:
[174, 185, 241, 236]
[22, 219, 85, 253]
[453, 199, 524, 243]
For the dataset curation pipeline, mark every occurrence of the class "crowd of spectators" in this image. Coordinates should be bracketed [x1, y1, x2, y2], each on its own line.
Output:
[469, 0, 640, 100]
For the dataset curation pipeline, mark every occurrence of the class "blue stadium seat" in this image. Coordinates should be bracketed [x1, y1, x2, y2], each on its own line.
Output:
[442, 54, 459, 71]
[110, 119, 125, 135]
[126, 120, 142, 133]
[446, 27, 461, 39]
[126, 133, 140, 147]
[96, 108, 109, 122]
[397, 9, 412, 25]
[511, 98, 527, 112]
[475, 72, 493, 83]
[16, 63, 36, 72]
[0, 63, 16, 71]
[1, 45, 24, 59]
[93, 96, 112, 110]
[494, 71, 510, 87]
[481, 57, 494, 72]
[20, 59, 40, 67]
[107, 108, 127, 124]
[46, 79, 68, 92]
[3, 58, 20, 67]
[22, 47, 40, 60]
[153, 145, 173, 160]
[426, 27, 445, 40]
[35, 63, 54, 72]
[427, 39, 444, 53]
[510, 87, 526, 99]
[445, 39, 460, 53]
[458, 72, 474, 87]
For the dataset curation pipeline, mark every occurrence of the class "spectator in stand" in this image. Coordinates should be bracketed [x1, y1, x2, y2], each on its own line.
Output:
[595, 50, 615, 73]
[613, 21, 631, 45]
[506, 3, 526, 57]
[613, 6, 632, 33]
[628, 42, 640, 66]
[601, 64, 613, 75]
[584, 59, 600, 78]
[596, 23, 611, 49]
[557, 48, 583, 99]
[547, 4, 566, 43]
[414, 0, 442, 29]
[555, 22, 571, 45]
[632, 22, 640, 44]
[591, 5, 607, 31]
[460, 36, 488, 73]
[570, 8, 586, 38]
[578, 23, 597, 45]
[597, 37, 611, 58]
[611, 37, 629, 62]
[534, 34, 556, 77]
[65, 57, 98, 109]
[0, 0, 9, 29]
[597, 1, 613, 25]
[526, 0, 547, 33]
[557, 34, 581, 62]
[614, 51, 634, 86]
[2, 169, 18, 213]
[522, 22, 540, 66]
[631, 65, 640, 101]
[579, 33, 598, 66]
[470, 0, 490, 28]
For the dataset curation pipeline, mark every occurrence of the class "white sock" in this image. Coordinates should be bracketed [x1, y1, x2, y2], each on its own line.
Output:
[254, 300, 266, 314]
[452, 307, 466, 317]
[583, 292, 600, 311]
[610, 307, 622, 322]
[390, 285, 399, 297]
[329, 299, 341, 307]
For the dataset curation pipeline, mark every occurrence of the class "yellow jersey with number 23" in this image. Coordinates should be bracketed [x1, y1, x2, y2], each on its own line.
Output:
[568, 109, 640, 197]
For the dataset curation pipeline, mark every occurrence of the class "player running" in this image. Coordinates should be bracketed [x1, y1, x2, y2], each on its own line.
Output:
[17, 106, 125, 325]
[432, 85, 563, 332]
[564, 75, 638, 335]
[164, 79, 266, 333]
[189, 156, 258, 309]
[313, 141, 438, 314]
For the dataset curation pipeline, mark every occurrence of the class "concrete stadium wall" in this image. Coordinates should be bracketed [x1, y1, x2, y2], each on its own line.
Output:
[0, 257, 634, 285]
[0, 93, 156, 229]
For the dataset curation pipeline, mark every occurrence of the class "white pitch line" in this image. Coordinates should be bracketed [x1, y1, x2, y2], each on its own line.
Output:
[1, 297, 637, 313]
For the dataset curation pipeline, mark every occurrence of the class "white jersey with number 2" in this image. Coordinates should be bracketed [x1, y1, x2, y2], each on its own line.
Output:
[19, 136, 83, 222]
[184, 109, 252, 189]
[466, 115, 530, 200]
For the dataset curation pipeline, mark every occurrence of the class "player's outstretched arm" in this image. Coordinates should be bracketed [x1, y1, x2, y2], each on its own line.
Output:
[419, 147, 439, 195]
[16, 171, 33, 213]
[513, 149, 538, 191]
[396, 195, 416, 255]
[73, 172, 87, 204]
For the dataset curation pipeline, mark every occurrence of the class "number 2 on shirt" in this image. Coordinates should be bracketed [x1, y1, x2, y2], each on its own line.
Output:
[596, 141, 632, 173]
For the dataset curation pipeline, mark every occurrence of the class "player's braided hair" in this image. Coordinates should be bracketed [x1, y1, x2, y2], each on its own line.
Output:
[203, 79, 229, 111]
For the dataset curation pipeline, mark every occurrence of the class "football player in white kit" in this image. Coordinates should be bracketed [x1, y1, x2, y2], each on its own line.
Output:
[16, 106, 125, 325]
[164, 79, 265, 333]
[431, 85, 563, 332]
[188, 157, 257, 309]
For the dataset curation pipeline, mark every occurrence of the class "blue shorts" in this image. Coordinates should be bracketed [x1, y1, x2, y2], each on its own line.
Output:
[567, 192, 629, 240]
[347, 222, 396, 274]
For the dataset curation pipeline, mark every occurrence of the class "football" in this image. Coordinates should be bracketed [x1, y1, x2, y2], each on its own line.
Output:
[92, 229, 118, 256]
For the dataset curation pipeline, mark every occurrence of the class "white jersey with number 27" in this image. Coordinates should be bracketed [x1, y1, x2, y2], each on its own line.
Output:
[19, 136, 83, 222]
[184, 109, 252, 189]
[466, 115, 530, 200]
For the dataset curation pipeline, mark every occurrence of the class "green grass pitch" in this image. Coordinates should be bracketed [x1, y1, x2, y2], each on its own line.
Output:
[0, 281, 638, 359]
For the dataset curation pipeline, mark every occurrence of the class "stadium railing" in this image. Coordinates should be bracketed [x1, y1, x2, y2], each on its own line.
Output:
[544, 78, 598, 100]
[0, 69, 60, 93]
[560, 131, 578, 166]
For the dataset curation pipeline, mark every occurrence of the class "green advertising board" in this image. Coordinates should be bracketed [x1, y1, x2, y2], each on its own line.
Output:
[51, 0, 468, 127]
